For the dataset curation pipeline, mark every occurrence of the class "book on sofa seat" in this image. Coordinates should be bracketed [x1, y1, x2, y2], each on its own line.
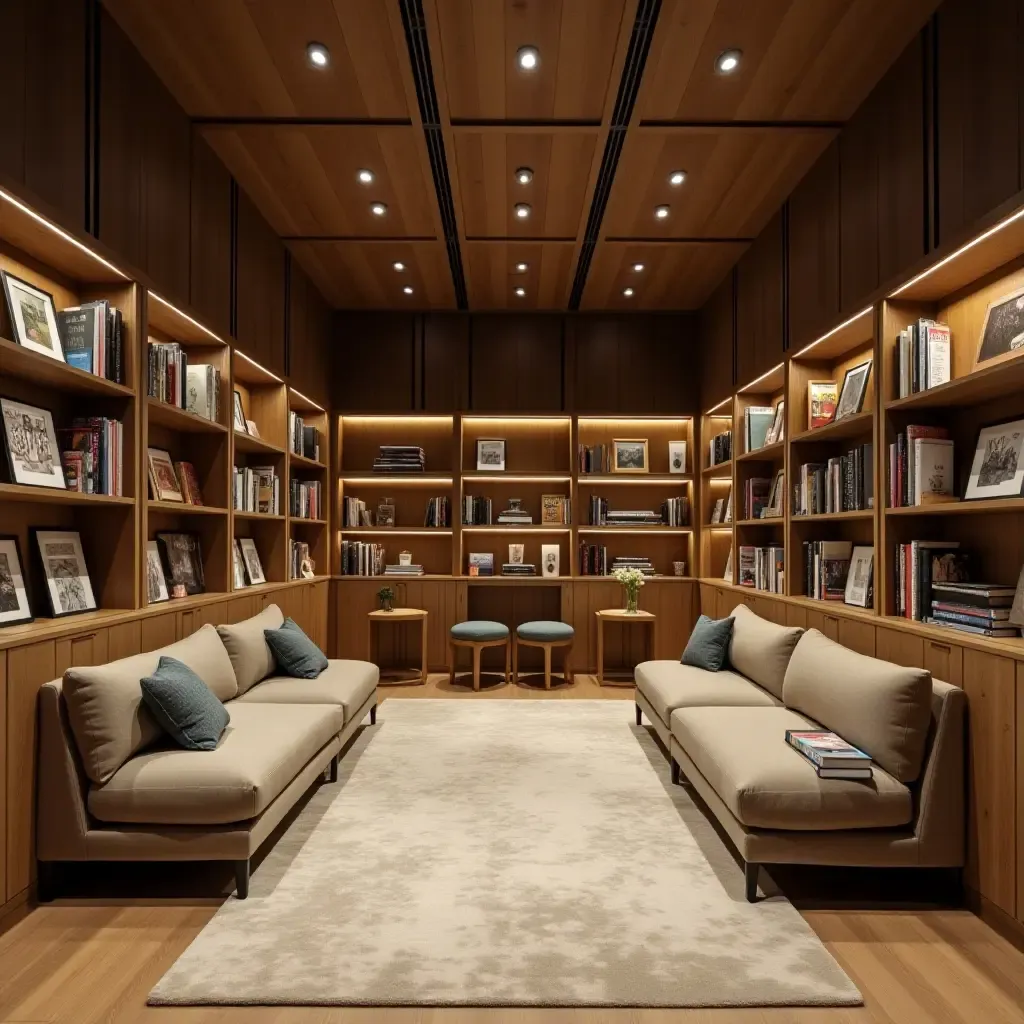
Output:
[785, 730, 873, 779]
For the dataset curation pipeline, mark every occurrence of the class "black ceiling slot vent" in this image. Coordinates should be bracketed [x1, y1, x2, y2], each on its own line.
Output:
[569, 0, 661, 310]
[399, 0, 468, 309]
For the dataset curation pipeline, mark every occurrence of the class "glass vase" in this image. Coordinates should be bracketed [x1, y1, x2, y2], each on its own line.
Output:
[625, 590, 638, 614]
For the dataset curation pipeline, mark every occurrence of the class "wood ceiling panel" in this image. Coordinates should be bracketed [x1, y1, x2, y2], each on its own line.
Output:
[638, 0, 939, 122]
[102, 0, 411, 118]
[581, 241, 749, 310]
[430, 0, 629, 121]
[288, 241, 456, 309]
[452, 129, 599, 238]
[200, 125, 440, 238]
[463, 241, 576, 309]
[602, 127, 835, 239]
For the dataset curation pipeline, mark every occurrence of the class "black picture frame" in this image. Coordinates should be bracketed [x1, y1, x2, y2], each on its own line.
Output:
[0, 270, 66, 362]
[30, 527, 97, 618]
[964, 415, 1024, 501]
[0, 396, 67, 490]
[0, 533, 33, 627]
[833, 359, 872, 421]
[156, 531, 205, 595]
[977, 285, 1024, 368]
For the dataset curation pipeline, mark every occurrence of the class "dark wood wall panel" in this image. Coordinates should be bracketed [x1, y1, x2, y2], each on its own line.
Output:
[289, 263, 333, 408]
[334, 314, 417, 412]
[423, 315, 470, 412]
[736, 213, 784, 386]
[699, 277, 735, 409]
[236, 188, 286, 375]
[469, 316, 563, 412]
[189, 134, 232, 337]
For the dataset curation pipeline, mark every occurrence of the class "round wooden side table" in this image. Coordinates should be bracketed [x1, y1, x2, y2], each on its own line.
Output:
[367, 608, 428, 685]
[595, 608, 656, 687]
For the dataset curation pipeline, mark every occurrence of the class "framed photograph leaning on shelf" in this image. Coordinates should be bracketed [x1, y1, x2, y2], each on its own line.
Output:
[0, 270, 65, 363]
[239, 537, 266, 585]
[964, 417, 1024, 500]
[32, 529, 96, 617]
[977, 285, 1024, 368]
[147, 447, 183, 502]
[0, 535, 33, 626]
[145, 540, 169, 604]
[156, 532, 204, 596]
[233, 390, 248, 433]
[0, 397, 65, 489]
[807, 381, 837, 429]
[668, 440, 687, 473]
[834, 359, 872, 421]
[476, 438, 506, 471]
[612, 438, 648, 473]
[845, 546, 874, 607]
[232, 539, 248, 589]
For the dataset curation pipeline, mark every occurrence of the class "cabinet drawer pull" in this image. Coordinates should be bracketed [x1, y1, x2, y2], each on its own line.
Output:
[929, 641, 951, 652]
[72, 632, 98, 643]
[825, 615, 839, 625]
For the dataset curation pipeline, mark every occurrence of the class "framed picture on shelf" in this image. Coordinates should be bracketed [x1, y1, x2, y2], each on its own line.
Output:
[156, 532, 205, 596]
[964, 417, 1024, 500]
[245, 419, 260, 438]
[0, 535, 32, 626]
[807, 381, 837, 430]
[239, 537, 266, 585]
[0, 397, 65, 489]
[147, 447, 183, 502]
[31, 529, 96, 617]
[541, 543, 560, 577]
[977, 286, 1024, 368]
[476, 438, 506, 471]
[540, 494, 566, 524]
[0, 271, 65, 363]
[145, 540, 169, 604]
[845, 546, 874, 607]
[766, 402, 785, 444]
[376, 497, 395, 527]
[232, 539, 247, 589]
[233, 391, 248, 433]
[834, 360, 872, 421]
[612, 438, 648, 473]
[668, 441, 687, 473]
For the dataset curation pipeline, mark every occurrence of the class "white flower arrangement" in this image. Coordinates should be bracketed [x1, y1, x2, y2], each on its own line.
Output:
[611, 566, 645, 612]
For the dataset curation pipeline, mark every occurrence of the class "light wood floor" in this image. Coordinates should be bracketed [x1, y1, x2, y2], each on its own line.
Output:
[1, 674, 1023, 1024]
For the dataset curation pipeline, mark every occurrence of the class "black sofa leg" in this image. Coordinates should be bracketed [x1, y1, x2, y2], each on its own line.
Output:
[234, 859, 250, 900]
[745, 861, 759, 903]
[670, 759, 680, 786]
[328, 754, 338, 783]
[370, 704, 377, 726]
[635, 703, 642, 726]
[36, 860, 57, 903]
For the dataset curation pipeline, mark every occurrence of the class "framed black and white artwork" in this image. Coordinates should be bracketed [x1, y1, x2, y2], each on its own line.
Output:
[233, 390, 248, 433]
[845, 546, 874, 608]
[239, 537, 266, 585]
[0, 535, 32, 626]
[475, 438, 506, 471]
[612, 438, 648, 473]
[0, 271, 65, 362]
[1, 397, 66, 489]
[977, 286, 1024, 368]
[232, 539, 247, 589]
[834, 360, 872, 421]
[156, 532, 205, 595]
[32, 530, 96, 617]
[965, 418, 1024, 500]
[668, 441, 687, 474]
[145, 540, 169, 604]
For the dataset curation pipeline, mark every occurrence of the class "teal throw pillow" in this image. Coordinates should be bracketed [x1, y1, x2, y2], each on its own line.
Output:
[681, 614, 735, 672]
[264, 617, 328, 679]
[140, 656, 230, 751]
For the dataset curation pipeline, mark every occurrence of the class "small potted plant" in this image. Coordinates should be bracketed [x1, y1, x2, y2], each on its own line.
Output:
[611, 566, 645, 614]
[377, 585, 395, 612]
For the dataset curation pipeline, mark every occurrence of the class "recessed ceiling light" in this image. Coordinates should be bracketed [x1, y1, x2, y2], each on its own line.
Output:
[716, 49, 742, 74]
[623, 287, 634, 297]
[393, 261, 405, 272]
[668, 170, 687, 186]
[514, 203, 531, 220]
[632, 263, 645, 273]
[515, 262, 528, 272]
[515, 167, 534, 185]
[371, 202, 387, 217]
[654, 205, 670, 219]
[403, 286, 413, 295]
[306, 42, 330, 68]
[515, 287, 526, 297]
[517, 46, 539, 71]
[357, 169, 374, 184]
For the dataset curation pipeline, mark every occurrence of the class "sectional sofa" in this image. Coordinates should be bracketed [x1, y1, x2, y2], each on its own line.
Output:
[635, 604, 966, 901]
[36, 604, 378, 899]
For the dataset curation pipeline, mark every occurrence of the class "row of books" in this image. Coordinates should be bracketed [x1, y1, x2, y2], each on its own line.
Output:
[743, 476, 781, 520]
[424, 495, 450, 527]
[895, 319, 951, 398]
[663, 496, 690, 527]
[709, 430, 732, 467]
[343, 496, 371, 527]
[578, 444, 612, 475]
[889, 426, 953, 507]
[802, 542, 874, 606]
[611, 556, 656, 576]
[58, 300, 124, 384]
[463, 495, 493, 525]
[793, 445, 873, 516]
[925, 580, 1019, 638]
[288, 539, 310, 580]
[60, 417, 124, 495]
[372, 445, 424, 473]
[709, 488, 733, 524]
[288, 413, 321, 463]
[147, 343, 223, 423]
[340, 541, 385, 576]
[894, 542, 968, 621]
[234, 465, 280, 515]
[578, 543, 609, 576]
[738, 545, 784, 593]
[744, 404, 784, 452]
[289, 480, 322, 520]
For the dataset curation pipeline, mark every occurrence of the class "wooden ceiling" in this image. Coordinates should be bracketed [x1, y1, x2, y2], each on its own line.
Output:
[104, 0, 940, 311]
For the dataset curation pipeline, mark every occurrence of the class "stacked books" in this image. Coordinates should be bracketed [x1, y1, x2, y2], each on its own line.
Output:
[424, 496, 450, 527]
[343, 496, 371, 526]
[234, 465, 280, 514]
[744, 406, 775, 452]
[340, 540, 384, 576]
[288, 413, 321, 462]
[744, 477, 771, 520]
[926, 581, 1019, 637]
[290, 479, 322, 520]
[804, 540, 852, 601]
[785, 730, 873, 779]
[185, 364, 221, 422]
[709, 430, 732, 466]
[59, 417, 124, 495]
[889, 426, 953, 506]
[496, 499, 532, 525]
[794, 445, 872, 515]
[501, 563, 536, 576]
[578, 444, 611, 474]
[57, 300, 124, 383]
[578, 543, 608, 576]
[739, 545, 784, 593]
[611, 556, 656, 576]
[288, 539, 310, 580]
[467, 553, 494, 576]
[662, 496, 690, 526]
[895, 319, 951, 398]
[462, 495, 493, 525]
[373, 446, 425, 473]
[384, 563, 424, 577]
[147, 340, 187, 407]
[894, 541, 966, 620]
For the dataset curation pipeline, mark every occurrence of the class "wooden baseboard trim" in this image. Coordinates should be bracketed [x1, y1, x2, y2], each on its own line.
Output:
[965, 886, 1024, 954]
[0, 886, 32, 937]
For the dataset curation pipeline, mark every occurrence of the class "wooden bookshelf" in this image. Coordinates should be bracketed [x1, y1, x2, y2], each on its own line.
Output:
[700, 401, 735, 582]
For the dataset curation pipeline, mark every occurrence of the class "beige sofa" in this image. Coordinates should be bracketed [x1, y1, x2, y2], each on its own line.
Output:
[37, 604, 378, 899]
[635, 605, 965, 901]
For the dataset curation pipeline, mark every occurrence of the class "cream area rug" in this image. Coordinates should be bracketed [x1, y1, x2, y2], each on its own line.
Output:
[150, 700, 861, 1008]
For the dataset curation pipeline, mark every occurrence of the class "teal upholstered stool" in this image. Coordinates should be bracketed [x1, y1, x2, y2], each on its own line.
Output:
[514, 621, 575, 689]
[449, 621, 510, 691]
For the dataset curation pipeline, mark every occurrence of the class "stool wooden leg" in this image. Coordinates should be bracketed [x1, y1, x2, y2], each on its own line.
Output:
[472, 642, 481, 692]
[512, 637, 519, 684]
[505, 639, 511, 684]
[563, 645, 572, 686]
[449, 641, 455, 686]
[544, 643, 552, 690]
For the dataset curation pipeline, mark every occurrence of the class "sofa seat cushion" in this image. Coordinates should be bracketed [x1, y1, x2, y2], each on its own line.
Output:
[727, 604, 803, 699]
[635, 661, 780, 723]
[671, 706, 913, 831]
[235, 659, 378, 723]
[216, 604, 284, 695]
[88, 702, 343, 826]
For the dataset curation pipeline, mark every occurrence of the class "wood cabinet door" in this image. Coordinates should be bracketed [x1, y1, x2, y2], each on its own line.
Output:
[54, 629, 110, 678]
[923, 638, 963, 687]
[962, 650, 1017, 916]
[107, 621, 142, 661]
[177, 608, 199, 640]
[225, 595, 257, 624]
[837, 618, 875, 658]
[875, 627, 924, 669]
[141, 610, 177, 652]
[197, 601, 228, 631]
[0, 652, 6, 905]
[786, 604, 808, 629]
[804, 608, 838, 640]
[1018, 662, 1024, 929]
[699, 583, 717, 618]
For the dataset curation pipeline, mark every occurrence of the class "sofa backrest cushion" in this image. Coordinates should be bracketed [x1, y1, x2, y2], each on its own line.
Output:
[727, 603, 803, 698]
[216, 603, 283, 694]
[63, 623, 237, 784]
[681, 614, 734, 671]
[782, 628, 932, 783]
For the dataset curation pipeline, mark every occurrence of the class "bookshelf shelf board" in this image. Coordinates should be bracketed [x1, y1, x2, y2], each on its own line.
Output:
[790, 411, 873, 444]
[462, 471, 572, 482]
[233, 511, 285, 521]
[463, 576, 564, 586]
[576, 526, 693, 535]
[152, 590, 231, 611]
[0, 336, 135, 398]
[289, 452, 326, 470]
[0, 483, 133, 507]
[289, 517, 328, 526]
[461, 526, 571, 533]
[735, 517, 784, 527]
[576, 474, 692, 485]
[341, 476, 453, 486]
[334, 573, 454, 582]
[737, 363, 785, 394]
[702, 461, 733, 477]
[233, 431, 285, 456]
[0, 606, 138, 652]
[147, 398, 227, 434]
[791, 510, 873, 522]
[341, 527, 452, 535]
[233, 352, 283, 387]
[737, 441, 785, 462]
[704, 523, 734, 531]
[786, 595, 879, 622]
[885, 497, 1024, 516]
[884, 353, 1024, 411]
[288, 388, 326, 414]
[148, 500, 227, 516]
[148, 293, 228, 347]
